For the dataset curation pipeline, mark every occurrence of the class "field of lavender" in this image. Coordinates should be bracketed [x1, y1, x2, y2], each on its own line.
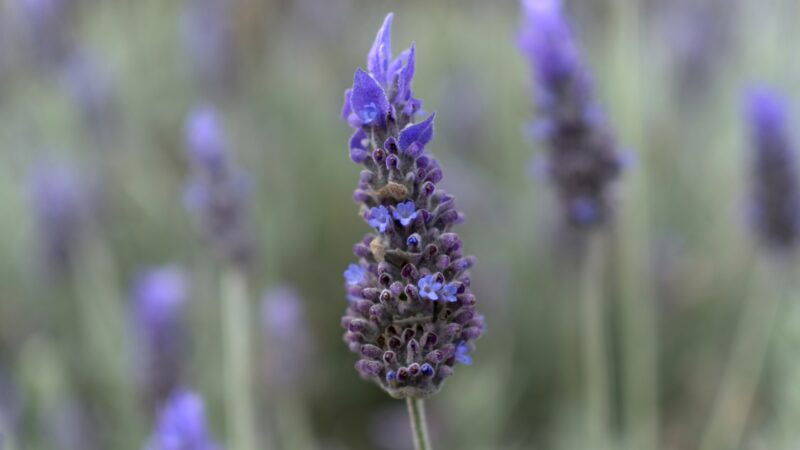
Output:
[1, 0, 799, 449]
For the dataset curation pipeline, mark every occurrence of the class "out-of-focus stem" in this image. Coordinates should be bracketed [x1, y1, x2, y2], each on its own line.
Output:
[275, 392, 314, 450]
[73, 238, 143, 447]
[406, 397, 432, 450]
[221, 269, 260, 450]
[0, 417, 17, 450]
[698, 261, 785, 450]
[580, 231, 610, 450]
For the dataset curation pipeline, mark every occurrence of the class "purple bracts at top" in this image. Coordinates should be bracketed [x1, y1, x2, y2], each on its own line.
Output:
[518, 0, 623, 228]
[261, 286, 312, 389]
[340, 13, 484, 399]
[184, 105, 256, 270]
[145, 389, 220, 450]
[746, 88, 800, 250]
[132, 266, 189, 405]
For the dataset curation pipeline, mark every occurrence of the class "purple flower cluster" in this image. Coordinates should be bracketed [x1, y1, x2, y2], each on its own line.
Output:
[145, 389, 220, 450]
[184, 105, 256, 270]
[131, 266, 189, 406]
[746, 88, 800, 250]
[518, 0, 623, 228]
[340, 13, 485, 399]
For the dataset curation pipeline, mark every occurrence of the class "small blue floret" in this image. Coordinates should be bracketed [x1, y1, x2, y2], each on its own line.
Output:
[344, 264, 366, 286]
[440, 283, 458, 303]
[455, 342, 473, 365]
[367, 205, 391, 233]
[418, 275, 442, 301]
[392, 201, 418, 227]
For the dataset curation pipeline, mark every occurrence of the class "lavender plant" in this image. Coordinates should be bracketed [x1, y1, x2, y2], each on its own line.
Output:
[182, 0, 236, 97]
[183, 104, 259, 450]
[184, 105, 256, 271]
[27, 162, 93, 276]
[518, 0, 624, 229]
[340, 13, 485, 448]
[131, 265, 189, 408]
[145, 389, 220, 450]
[746, 89, 800, 251]
[261, 286, 311, 389]
[518, 1, 628, 447]
[700, 88, 799, 450]
[261, 286, 315, 450]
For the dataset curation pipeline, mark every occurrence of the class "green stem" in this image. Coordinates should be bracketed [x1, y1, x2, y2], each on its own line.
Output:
[406, 397, 432, 450]
[221, 269, 260, 450]
[698, 261, 784, 450]
[275, 392, 315, 450]
[580, 231, 610, 449]
[73, 239, 143, 446]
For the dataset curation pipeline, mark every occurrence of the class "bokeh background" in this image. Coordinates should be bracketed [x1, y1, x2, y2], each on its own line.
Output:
[1, 0, 800, 449]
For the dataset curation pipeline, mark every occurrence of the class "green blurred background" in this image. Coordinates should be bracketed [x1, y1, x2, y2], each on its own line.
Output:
[1, 0, 800, 448]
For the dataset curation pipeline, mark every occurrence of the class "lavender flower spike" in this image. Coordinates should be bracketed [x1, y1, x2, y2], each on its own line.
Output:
[518, 0, 623, 228]
[261, 286, 313, 389]
[184, 105, 256, 270]
[746, 88, 800, 250]
[341, 13, 485, 399]
[145, 389, 220, 450]
[27, 162, 93, 275]
[132, 265, 189, 406]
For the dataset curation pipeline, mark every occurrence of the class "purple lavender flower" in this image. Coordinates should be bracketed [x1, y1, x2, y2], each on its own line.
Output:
[261, 286, 312, 389]
[392, 201, 418, 227]
[181, 0, 236, 97]
[340, 13, 484, 399]
[18, 0, 76, 66]
[417, 275, 442, 301]
[131, 266, 189, 406]
[368, 205, 392, 233]
[440, 283, 458, 303]
[454, 342, 472, 365]
[518, 0, 623, 228]
[145, 389, 220, 450]
[27, 162, 93, 275]
[60, 50, 119, 148]
[745, 88, 800, 250]
[184, 105, 256, 270]
[344, 263, 367, 286]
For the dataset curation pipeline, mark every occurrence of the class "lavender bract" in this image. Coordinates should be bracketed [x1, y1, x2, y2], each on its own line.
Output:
[145, 389, 220, 450]
[746, 88, 800, 250]
[184, 105, 256, 270]
[132, 266, 189, 405]
[518, 0, 623, 228]
[340, 13, 485, 399]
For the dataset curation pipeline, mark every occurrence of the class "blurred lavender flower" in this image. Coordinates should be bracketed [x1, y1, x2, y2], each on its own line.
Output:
[518, 0, 623, 228]
[60, 51, 119, 148]
[182, 0, 236, 97]
[17, 0, 76, 67]
[49, 401, 99, 450]
[27, 162, 94, 275]
[261, 286, 313, 389]
[132, 266, 189, 406]
[340, 13, 485, 399]
[184, 105, 257, 270]
[146, 389, 220, 450]
[745, 88, 800, 250]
